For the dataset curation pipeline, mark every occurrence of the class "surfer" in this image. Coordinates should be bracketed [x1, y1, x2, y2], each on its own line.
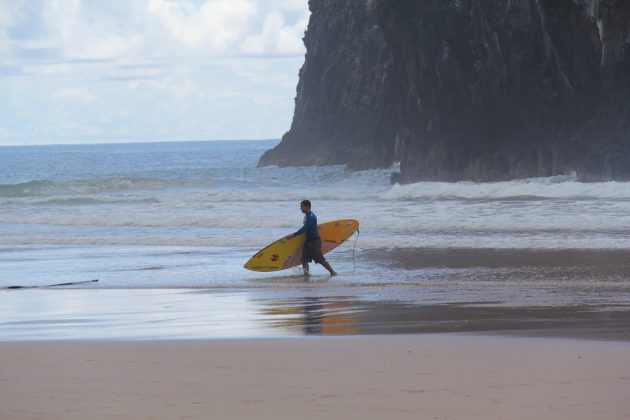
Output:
[286, 200, 337, 276]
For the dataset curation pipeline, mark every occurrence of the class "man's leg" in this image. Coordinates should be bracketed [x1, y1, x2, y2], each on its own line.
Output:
[321, 260, 337, 276]
[302, 262, 310, 276]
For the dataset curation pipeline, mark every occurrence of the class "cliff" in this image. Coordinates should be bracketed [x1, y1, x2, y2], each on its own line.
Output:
[259, 0, 630, 182]
[259, 0, 399, 170]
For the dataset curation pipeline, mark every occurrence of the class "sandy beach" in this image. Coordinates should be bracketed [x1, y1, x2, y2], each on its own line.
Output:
[3, 139, 630, 420]
[3, 3, 630, 419]
[1, 335, 629, 420]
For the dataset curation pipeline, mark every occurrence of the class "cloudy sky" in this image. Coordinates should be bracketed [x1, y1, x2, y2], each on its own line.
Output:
[0, 0, 309, 145]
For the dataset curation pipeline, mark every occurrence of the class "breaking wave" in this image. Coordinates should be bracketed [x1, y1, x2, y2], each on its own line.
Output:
[382, 176, 630, 200]
[0, 177, 214, 198]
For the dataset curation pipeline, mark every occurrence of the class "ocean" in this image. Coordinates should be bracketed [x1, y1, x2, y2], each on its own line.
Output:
[2, 140, 630, 340]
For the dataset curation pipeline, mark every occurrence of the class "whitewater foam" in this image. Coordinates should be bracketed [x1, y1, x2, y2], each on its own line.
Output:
[2, 142, 630, 252]
[0, 177, 216, 198]
[382, 176, 630, 200]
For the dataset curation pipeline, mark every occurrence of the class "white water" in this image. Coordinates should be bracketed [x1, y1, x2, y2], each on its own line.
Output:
[1, 140, 630, 288]
[2, 141, 630, 341]
[2, 173, 630, 249]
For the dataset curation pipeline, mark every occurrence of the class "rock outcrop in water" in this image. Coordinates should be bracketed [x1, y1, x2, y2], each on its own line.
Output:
[258, 0, 399, 171]
[258, 0, 630, 182]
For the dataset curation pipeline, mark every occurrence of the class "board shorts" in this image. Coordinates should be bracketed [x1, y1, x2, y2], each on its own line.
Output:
[301, 238, 326, 265]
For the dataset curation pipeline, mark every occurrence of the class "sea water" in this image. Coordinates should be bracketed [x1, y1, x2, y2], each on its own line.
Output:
[2, 140, 630, 339]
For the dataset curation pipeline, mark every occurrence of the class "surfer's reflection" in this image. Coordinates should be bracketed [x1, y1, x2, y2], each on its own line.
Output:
[303, 297, 325, 335]
[261, 297, 360, 335]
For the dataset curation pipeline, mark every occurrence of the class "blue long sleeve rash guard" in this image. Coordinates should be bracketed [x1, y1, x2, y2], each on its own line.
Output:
[293, 211, 319, 241]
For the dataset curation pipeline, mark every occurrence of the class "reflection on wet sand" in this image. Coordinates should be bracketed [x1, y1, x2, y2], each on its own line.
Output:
[256, 296, 630, 340]
[2, 288, 630, 341]
[259, 297, 360, 335]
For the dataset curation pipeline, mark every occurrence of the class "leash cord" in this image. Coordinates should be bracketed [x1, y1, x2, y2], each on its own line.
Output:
[352, 229, 360, 273]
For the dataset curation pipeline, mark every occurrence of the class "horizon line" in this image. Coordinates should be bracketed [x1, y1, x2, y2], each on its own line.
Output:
[0, 138, 281, 148]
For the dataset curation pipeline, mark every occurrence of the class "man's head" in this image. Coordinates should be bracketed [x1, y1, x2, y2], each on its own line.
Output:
[300, 200, 311, 214]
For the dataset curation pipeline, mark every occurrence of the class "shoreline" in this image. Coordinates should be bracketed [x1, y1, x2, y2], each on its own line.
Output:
[2, 287, 630, 342]
[2, 334, 629, 420]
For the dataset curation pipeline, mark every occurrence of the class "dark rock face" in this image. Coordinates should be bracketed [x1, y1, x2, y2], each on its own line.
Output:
[258, 0, 399, 170]
[260, 0, 630, 182]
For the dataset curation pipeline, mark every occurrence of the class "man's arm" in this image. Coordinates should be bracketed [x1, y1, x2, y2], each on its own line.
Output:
[287, 214, 314, 239]
[292, 225, 307, 237]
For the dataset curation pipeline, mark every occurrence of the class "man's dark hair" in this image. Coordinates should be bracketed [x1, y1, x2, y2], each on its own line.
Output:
[301, 200, 311, 208]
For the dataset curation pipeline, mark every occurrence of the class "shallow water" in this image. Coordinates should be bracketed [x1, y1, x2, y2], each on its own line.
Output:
[2, 141, 630, 340]
[3, 286, 629, 341]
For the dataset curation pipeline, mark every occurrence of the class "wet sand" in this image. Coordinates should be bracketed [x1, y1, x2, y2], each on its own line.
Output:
[1, 335, 629, 420]
[370, 247, 630, 271]
[3, 288, 630, 341]
[2, 247, 630, 419]
[0, 285, 630, 341]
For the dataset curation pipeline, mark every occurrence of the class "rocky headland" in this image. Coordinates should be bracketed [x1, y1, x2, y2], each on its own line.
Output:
[259, 0, 630, 183]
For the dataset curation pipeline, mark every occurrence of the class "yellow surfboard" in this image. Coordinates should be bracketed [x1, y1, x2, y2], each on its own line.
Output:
[244, 219, 360, 272]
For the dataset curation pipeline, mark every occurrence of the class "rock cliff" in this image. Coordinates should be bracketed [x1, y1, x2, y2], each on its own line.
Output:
[259, 0, 630, 182]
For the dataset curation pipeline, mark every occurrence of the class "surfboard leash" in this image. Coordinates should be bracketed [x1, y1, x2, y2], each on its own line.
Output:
[352, 229, 360, 273]
[5, 279, 99, 290]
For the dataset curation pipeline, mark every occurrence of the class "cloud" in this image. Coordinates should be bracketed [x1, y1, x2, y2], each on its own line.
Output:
[53, 87, 96, 103]
[57, 121, 106, 136]
[39, 0, 146, 61]
[9, 0, 308, 61]
[147, 0, 258, 52]
[0, 0, 311, 145]
[241, 10, 308, 55]
[0, 2, 13, 54]
[146, 0, 309, 57]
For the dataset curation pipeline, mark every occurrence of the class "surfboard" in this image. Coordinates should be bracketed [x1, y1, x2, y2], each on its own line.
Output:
[244, 219, 360, 272]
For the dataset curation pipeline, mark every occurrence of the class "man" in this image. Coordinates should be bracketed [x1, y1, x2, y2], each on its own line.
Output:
[286, 200, 337, 276]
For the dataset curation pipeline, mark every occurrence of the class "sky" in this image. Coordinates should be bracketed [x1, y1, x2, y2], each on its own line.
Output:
[0, 0, 310, 146]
